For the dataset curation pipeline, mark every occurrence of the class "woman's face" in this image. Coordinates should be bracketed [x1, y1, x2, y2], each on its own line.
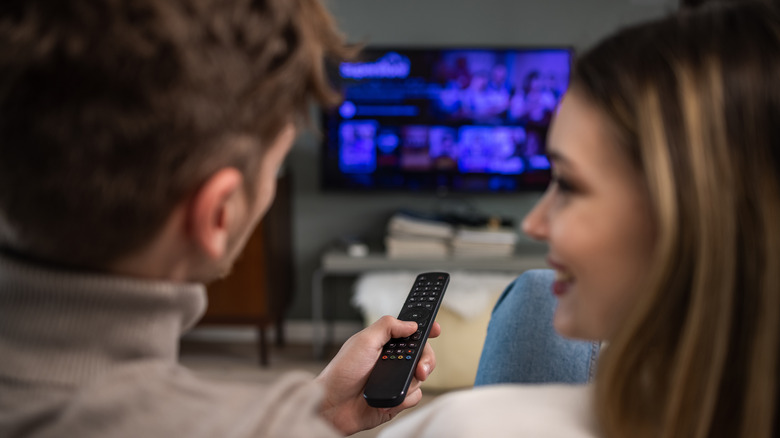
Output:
[522, 90, 656, 340]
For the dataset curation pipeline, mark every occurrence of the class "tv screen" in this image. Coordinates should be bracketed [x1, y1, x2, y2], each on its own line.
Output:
[320, 46, 574, 193]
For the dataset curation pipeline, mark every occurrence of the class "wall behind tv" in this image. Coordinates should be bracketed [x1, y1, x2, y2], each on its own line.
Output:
[284, 0, 677, 322]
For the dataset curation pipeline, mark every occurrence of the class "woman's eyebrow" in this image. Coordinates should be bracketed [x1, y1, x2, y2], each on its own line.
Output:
[546, 148, 570, 167]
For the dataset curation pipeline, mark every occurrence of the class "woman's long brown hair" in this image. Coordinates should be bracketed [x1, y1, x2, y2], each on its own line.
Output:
[573, 2, 780, 437]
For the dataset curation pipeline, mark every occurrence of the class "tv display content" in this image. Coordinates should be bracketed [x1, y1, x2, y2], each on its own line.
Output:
[320, 46, 574, 193]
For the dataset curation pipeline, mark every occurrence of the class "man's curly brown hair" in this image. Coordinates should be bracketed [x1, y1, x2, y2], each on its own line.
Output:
[0, 0, 350, 268]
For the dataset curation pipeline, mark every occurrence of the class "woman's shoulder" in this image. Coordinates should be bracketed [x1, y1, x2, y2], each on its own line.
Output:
[380, 384, 600, 438]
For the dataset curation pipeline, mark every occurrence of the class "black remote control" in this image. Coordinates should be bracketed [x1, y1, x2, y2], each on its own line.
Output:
[363, 272, 450, 408]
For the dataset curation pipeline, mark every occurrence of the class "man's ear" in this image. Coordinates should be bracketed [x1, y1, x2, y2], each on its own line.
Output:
[187, 168, 244, 260]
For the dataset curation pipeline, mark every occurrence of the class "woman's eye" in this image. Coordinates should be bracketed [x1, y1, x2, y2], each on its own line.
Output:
[551, 175, 575, 193]
[557, 178, 575, 193]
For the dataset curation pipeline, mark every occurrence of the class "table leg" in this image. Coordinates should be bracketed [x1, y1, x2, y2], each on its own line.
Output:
[312, 268, 325, 359]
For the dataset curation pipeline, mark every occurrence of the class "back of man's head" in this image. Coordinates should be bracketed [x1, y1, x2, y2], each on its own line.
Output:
[680, 0, 780, 9]
[0, 0, 348, 269]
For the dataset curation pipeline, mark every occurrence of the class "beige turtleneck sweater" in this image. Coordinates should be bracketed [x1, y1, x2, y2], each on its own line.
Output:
[0, 252, 341, 438]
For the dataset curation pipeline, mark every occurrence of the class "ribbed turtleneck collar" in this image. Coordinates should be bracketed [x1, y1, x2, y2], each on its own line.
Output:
[0, 252, 207, 386]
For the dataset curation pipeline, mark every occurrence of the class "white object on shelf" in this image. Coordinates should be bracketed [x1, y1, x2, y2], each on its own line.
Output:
[346, 242, 369, 257]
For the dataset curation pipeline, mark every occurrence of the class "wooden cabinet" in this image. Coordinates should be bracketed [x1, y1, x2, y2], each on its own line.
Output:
[198, 173, 294, 366]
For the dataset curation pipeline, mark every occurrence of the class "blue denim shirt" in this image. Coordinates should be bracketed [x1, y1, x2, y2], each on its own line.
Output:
[474, 269, 600, 385]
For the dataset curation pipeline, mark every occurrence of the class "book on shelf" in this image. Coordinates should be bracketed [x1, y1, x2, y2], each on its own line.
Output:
[385, 235, 449, 259]
[453, 226, 519, 245]
[386, 211, 455, 239]
[450, 226, 519, 258]
[451, 240, 516, 258]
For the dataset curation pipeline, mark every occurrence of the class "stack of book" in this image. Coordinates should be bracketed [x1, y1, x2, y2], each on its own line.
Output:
[451, 226, 519, 258]
[384, 210, 521, 259]
[384, 211, 454, 258]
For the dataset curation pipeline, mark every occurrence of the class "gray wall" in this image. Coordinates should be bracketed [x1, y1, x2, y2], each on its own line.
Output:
[285, 0, 677, 321]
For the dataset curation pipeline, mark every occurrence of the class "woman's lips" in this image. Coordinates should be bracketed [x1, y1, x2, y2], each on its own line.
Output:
[552, 270, 574, 297]
[548, 258, 574, 297]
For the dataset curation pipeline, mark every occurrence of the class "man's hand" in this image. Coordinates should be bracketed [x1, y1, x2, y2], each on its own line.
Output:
[315, 315, 441, 435]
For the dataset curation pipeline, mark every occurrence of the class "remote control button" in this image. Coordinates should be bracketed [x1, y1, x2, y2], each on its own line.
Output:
[399, 308, 431, 322]
[409, 342, 418, 348]
[382, 355, 388, 360]
[405, 355, 412, 360]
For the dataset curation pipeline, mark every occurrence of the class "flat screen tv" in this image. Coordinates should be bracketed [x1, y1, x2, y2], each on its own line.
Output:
[320, 46, 574, 194]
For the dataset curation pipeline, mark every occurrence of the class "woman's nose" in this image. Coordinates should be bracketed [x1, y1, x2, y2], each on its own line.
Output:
[521, 190, 551, 242]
